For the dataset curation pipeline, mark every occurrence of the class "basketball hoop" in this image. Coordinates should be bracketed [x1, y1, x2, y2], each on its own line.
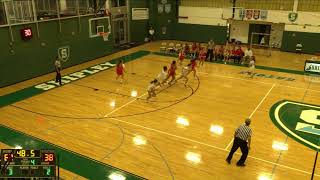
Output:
[98, 32, 110, 41]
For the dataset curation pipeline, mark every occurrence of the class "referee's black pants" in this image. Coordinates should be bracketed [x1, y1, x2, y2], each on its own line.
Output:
[206, 49, 214, 61]
[226, 137, 249, 165]
[55, 69, 62, 85]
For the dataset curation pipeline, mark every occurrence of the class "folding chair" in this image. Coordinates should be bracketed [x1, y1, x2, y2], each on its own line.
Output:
[167, 42, 175, 54]
[160, 42, 167, 52]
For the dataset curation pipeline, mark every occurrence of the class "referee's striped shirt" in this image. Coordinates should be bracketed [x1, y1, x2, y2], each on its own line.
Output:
[235, 124, 252, 141]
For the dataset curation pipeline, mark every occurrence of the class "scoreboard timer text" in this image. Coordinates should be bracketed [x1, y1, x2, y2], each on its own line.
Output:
[20, 27, 33, 40]
[0, 149, 56, 178]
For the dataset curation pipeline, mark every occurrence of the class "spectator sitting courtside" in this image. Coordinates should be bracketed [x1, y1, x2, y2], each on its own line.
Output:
[148, 26, 155, 42]
[296, 42, 302, 54]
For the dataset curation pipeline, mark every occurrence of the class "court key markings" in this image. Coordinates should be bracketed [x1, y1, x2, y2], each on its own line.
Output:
[198, 71, 320, 93]
[104, 92, 147, 117]
[108, 117, 318, 177]
[224, 84, 275, 150]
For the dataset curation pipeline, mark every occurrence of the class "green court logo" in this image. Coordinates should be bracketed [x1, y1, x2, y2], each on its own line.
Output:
[288, 12, 298, 22]
[58, 46, 70, 62]
[270, 100, 320, 151]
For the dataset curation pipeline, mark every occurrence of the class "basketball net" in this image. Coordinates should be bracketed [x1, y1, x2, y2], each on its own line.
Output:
[98, 32, 110, 41]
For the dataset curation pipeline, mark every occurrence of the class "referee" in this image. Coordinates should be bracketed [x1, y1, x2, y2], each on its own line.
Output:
[55, 56, 62, 85]
[226, 118, 252, 166]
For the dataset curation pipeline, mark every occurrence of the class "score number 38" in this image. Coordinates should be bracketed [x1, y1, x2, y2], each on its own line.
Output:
[44, 153, 54, 162]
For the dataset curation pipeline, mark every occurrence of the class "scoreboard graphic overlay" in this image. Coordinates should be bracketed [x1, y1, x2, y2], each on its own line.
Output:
[0, 149, 57, 179]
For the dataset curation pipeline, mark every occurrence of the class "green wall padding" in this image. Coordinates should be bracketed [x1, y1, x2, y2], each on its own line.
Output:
[150, 0, 177, 40]
[0, 16, 115, 87]
[173, 23, 228, 44]
[129, 0, 149, 43]
[281, 31, 320, 54]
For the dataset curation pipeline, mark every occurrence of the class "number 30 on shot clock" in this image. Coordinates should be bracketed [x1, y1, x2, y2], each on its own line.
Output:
[20, 27, 33, 40]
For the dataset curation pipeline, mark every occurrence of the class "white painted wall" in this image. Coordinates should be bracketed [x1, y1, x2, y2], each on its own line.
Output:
[230, 20, 249, 43]
[179, 6, 319, 44]
[285, 24, 320, 32]
[260, 10, 320, 25]
[230, 20, 285, 46]
[179, 6, 227, 26]
[270, 23, 285, 47]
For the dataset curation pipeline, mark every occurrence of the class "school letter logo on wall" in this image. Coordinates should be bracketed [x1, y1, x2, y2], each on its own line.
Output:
[270, 100, 320, 151]
[58, 46, 70, 62]
[288, 12, 298, 22]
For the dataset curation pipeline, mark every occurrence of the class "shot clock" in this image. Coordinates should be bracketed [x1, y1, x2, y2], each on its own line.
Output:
[20, 27, 33, 40]
[0, 149, 57, 178]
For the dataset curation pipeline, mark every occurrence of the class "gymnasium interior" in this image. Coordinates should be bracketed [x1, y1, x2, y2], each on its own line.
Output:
[1, 0, 320, 179]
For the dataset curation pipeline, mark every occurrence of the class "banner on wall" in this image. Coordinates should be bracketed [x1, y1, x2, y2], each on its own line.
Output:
[239, 9, 245, 20]
[246, 10, 253, 19]
[241, 9, 268, 21]
[253, 10, 260, 20]
[165, 4, 171, 13]
[260, 10, 268, 20]
[132, 8, 149, 20]
[158, 4, 164, 14]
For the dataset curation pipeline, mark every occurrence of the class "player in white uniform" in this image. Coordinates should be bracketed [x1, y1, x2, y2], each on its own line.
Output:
[177, 63, 192, 85]
[248, 57, 255, 78]
[147, 79, 158, 101]
[157, 66, 168, 86]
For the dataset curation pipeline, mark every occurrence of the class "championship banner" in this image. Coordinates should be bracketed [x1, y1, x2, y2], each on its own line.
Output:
[239, 9, 245, 20]
[246, 10, 253, 19]
[165, 4, 171, 13]
[260, 10, 268, 20]
[158, 4, 164, 14]
[253, 10, 260, 20]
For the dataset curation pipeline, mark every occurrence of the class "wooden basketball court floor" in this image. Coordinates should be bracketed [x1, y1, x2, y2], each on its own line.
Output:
[1, 42, 320, 180]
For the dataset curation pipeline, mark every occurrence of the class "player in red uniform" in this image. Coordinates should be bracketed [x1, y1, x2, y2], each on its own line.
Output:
[191, 42, 197, 57]
[190, 58, 197, 78]
[178, 49, 185, 66]
[115, 60, 125, 83]
[198, 48, 206, 67]
[184, 43, 190, 56]
[164, 60, 177, 85]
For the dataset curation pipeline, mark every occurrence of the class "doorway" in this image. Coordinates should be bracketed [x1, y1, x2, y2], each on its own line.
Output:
[248, 23, 271, 45]
[112, 13, 128, 46]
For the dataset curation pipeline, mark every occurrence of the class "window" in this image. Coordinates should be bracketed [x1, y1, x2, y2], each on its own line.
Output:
[119, 0, 126, 6]
[236, 0, 294, 11]
[0, 0, 99, 25]
[4, 0, 36, 24]
[298, 0, 320, 12]
[78, 0, 95, 15]
[36, 0, 58, 20]
[111, 0, 126, 7]
[59, 0, 77, 17]
[0, 2, 7, 25]
[180, 0, 232, 8]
